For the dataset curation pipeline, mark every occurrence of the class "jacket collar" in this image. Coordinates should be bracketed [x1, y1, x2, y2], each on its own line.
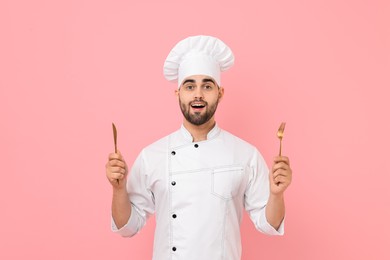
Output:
[180, 123, 221, 142]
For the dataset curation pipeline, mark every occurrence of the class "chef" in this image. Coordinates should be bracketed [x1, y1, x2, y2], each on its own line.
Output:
[106, 35, 292, 260]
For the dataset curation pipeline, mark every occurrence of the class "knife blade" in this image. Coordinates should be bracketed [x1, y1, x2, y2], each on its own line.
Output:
[112, 123, 117, 153]
[112, 123, 119, 184]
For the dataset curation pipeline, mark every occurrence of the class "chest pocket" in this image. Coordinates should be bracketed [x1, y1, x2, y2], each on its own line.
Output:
[211, 166, 244, 200]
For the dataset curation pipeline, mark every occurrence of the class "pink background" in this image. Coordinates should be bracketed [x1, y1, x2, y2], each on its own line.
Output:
[1, 0, 389, 259]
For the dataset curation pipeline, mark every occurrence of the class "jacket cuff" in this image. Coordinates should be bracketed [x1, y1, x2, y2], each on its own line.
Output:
[111, 206, 139, 237]
[258, 206, 285, 235]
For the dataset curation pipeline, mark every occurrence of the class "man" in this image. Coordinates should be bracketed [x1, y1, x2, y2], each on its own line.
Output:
[106, 35, 292, 260]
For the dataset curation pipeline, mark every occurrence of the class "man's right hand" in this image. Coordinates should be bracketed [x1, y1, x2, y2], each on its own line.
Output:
[106, 151, 128, 189]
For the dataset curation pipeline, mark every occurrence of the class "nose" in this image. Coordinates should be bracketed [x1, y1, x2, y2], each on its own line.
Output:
[194, 86, 204, 100]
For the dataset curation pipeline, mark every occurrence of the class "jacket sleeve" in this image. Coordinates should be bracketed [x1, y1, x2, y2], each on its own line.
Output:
[244, 149, 285, 236]
[111, 150, 155, 237]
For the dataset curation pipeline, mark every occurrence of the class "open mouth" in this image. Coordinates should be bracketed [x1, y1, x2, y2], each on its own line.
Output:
[190, 102, 206, 110]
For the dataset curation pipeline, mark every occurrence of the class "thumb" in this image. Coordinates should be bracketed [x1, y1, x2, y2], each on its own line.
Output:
[116, 150, 123, 160]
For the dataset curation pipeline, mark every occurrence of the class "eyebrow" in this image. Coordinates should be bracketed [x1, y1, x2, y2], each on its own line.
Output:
[182, 79, 196, 85]
[202, 78, 216, 85]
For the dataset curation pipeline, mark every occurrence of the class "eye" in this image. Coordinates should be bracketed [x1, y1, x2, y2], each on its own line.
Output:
[203, 84, 213, 91]
[184, 85, 194, 90]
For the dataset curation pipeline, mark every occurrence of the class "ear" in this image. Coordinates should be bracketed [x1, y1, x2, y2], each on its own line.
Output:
[218, 87, 225, 100]
[174, 89, 180, 99]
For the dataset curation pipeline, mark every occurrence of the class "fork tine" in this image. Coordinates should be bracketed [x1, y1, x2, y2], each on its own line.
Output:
[277, 122, 286, 139]
[278, 122, 286, 133]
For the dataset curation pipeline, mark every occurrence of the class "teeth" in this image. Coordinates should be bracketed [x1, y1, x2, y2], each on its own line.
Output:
[191, 103, 205, 107]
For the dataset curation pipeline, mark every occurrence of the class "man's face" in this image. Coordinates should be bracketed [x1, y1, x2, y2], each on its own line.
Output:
[175, 75, 224, 126]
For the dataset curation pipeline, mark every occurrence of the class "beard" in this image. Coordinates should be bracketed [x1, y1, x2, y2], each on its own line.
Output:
[179, 98, 220, 126]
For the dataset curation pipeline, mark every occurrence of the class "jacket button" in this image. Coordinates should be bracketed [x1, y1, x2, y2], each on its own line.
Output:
[171, 181, 176, 186]
[172, 214, 177, 218]
[172, 247, 177, 251]
[194, 144, 199, 148]
[171, 151, 176, 155]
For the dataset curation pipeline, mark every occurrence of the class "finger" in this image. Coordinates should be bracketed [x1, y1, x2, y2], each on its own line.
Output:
[110, 166, 126, 174]
[273, 175, 290, 186]
[108, 159, 126, 168]
[109, 178, 122, 186]
[271, 175, 283, 186]
[108, 152, 124, 161]
[111, 172, 126, 180]
[108, 153, 119, 160]
[107, 171, 126, 184]
[273, 169, 288, 179]
[106, 166, 126, 177]
[273, 175, 289, 185]
[273, 175, 283, 184]
[272, 162, 289, 173]
[274, 156, 290, 165]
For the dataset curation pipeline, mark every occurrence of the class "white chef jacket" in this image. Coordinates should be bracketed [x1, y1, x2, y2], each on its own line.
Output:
[112, 124, 284, 260]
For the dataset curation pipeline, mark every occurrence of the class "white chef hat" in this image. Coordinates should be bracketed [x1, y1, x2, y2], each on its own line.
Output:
[163, 35, 234, 88]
